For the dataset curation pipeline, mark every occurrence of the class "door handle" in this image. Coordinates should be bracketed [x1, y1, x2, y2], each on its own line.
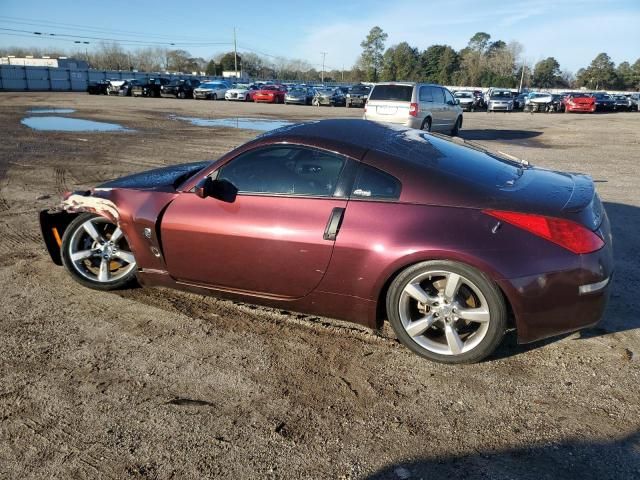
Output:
[323, 207, 345, 241]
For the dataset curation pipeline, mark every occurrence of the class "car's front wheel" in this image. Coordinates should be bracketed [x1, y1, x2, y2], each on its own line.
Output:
[61, 213, 137, 291]
[386, 260, 507, 364]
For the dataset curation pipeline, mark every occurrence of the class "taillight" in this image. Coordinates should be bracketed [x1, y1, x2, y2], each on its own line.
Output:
[483, 210, 604, 254]
[409, 102, 419, 117]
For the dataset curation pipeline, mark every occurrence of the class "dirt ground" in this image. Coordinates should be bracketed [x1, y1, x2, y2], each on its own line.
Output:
[0, 93, 639, 479]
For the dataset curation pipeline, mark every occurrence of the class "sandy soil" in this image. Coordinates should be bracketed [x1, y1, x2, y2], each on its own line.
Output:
[0, 93, 639, 479]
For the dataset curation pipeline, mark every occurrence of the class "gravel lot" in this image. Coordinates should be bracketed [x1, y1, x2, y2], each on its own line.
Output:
[0, 93, 639, 479]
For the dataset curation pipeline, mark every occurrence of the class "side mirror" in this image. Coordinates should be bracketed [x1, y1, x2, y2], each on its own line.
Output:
[454, 99, 460, 105]
[194, 177, 238, 202]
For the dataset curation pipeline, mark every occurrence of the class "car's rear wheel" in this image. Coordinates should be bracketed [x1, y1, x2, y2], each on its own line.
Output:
[421, 117, 432, 132]
[61, 213, 137, 291]
[386, 260, 507, 364]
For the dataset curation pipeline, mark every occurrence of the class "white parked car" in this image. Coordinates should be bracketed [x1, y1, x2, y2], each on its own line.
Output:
[193, 81, 228, 100]
[225, 84, 259, 101]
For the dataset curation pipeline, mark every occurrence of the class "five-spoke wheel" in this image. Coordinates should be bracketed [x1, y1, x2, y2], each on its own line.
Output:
[387, 261, 506, 363]
[61, 213, 137, 290]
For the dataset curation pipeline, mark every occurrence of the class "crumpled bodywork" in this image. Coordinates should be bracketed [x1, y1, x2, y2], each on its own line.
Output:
[63, 189, 120, 223]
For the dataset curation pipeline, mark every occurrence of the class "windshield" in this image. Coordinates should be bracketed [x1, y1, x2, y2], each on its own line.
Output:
[201, 82, 220, 88]
[350, 86, 370, 94]
[491, 91, 512, 98]
[369, 84, 413, 102]
[455, 92, 473, 98]
[289, 88, 306, 94]
[261, 85, 277, 91]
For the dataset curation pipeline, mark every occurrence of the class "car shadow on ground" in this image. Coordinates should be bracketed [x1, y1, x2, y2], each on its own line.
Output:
[365, 430, 640, 479]
[490, 201, 638, 361]
[458, 129, 542, 141]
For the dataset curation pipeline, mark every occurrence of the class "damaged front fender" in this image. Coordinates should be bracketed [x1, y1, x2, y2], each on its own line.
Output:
[39, 189, 122, 265]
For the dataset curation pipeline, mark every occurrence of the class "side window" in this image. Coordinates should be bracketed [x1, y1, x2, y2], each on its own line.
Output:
[443, 89, 454, 104]
[218, 147, 346, 197]
[351, 164, 401, 200]
[433, 87, 445, 104]
[419, 86, 433, 102]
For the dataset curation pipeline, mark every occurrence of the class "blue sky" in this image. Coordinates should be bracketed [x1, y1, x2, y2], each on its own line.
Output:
[1, 0, 638, 72]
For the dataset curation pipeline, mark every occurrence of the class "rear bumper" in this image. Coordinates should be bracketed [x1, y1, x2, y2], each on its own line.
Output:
[347, 97, 366, 106]
[499, 241, 614, 344]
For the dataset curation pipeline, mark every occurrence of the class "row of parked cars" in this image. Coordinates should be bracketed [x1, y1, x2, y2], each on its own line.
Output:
[87, 78, 373, 108]
[452, 87, 640, 113]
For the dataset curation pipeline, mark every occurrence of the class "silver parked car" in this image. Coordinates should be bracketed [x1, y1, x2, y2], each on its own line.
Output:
[284, 86, 314, 105]
[453, 90, 478, 111]
[487, 90, 515, 112]
[193, 81, 228, 100]
[363, 82, 463, 135]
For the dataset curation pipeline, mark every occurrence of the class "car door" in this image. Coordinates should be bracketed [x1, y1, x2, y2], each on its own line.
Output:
[442, 88, 458, 127]
[160, 145, 352, 299]
[429, 87, 448, 131]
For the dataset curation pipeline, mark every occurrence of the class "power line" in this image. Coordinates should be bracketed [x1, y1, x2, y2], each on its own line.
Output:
[0, 15, 207, 42]
[0, 27, 234, 47]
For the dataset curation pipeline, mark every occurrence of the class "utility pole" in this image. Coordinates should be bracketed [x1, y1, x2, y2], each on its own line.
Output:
[321, 52, 327, 84]
[519, 60, 526, 92]
[233, 27, 238, 79]
[341, 64, 344, 82]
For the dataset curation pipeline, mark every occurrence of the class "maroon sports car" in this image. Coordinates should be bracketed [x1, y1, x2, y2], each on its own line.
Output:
[39, 119, 613, 363]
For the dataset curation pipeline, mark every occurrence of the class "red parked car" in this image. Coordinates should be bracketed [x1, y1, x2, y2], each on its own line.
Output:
[39, 120, 613, 364]
[562, 93, 596, 113]
[253, 84, 287, 103]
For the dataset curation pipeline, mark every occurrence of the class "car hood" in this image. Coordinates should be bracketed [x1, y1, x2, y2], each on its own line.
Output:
[98, 161, 210, 190]
[227, 88, 249, 94]
[456, 97, 474, 102]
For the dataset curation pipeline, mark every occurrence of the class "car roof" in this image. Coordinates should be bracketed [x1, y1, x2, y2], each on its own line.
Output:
[254, 119, 530, 210]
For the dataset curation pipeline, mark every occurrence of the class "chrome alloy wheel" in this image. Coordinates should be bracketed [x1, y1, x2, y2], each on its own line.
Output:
[67, 217, 136, 283]
[398, 270, 491, 356]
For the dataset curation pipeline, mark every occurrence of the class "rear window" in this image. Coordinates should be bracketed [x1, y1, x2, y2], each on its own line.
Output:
[370, 85, 413, 102]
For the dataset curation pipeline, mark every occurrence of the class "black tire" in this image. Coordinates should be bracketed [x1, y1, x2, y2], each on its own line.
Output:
[61, 213, 137, 291]
[177, 90, 186, 99]
[386, 260, 507, 364]
[450, 116, 462, 136]
[421, 117, 432, 132]
[212, 93, 217, 101]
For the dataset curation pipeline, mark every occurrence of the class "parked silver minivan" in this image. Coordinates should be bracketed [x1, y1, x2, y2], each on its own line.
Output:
[363, 82, 463, 135]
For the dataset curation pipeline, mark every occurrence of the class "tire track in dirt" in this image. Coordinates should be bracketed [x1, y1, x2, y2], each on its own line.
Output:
[0, 166, 10, 211]
[54, 167, 70, 194]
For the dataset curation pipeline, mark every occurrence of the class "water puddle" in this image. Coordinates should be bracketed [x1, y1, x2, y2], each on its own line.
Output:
[28, 108, 76, 114]
[21, 116, 130, 132]
[173, 116, 293, 131]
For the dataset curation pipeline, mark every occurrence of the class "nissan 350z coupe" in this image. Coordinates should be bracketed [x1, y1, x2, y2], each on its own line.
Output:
[39, 119, 613, 363]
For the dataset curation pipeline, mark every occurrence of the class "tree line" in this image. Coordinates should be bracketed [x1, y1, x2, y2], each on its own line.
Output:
[2, 27, 639, 90]
[356, 27, 640, 90]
